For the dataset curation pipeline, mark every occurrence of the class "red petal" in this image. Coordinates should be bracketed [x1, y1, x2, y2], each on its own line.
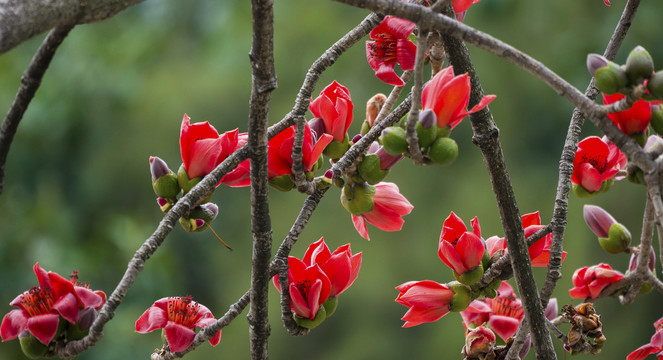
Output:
[33, 263, 52, 291]
[1, 309, 28, 341]
[435, 74, 471, 128]
[422, 67, 455, 110]
[180, 114, 220, 173]
[456, 232, 485, 270]
[396, 280, 453, 308]
[569, 285, 590, 299]
[52, 292, 79, 324]
[303, 237, 331, 266]
[396, 39, 417, 71]
[289, 282, 312, 319]
[521, 211, 541, 228]
[221, 159, 251, 187]
[452, 0, 475, 13]
[374, 60, 404, 86]
[438, 240, 467, 274]
[48, 271, 75, 299]
[628, 344, 661, 360]
[27, 313, 60, 345]
[164, 321, 196, 353]
[352, 214, 370, 240]
[470, 217, 481, 237]
[322, 252, 352, 296]
[75, 286, 105, 311]
[196, 317, 221, 347]
[401, 305, 450, 327]
[306, 133, 332, 171]
[489, 315, 521, 341]
[306, 279, 323, 320]
[441, 211, 468, 243]
[383, 16, 416, 39]
[135, 305, 168, 333]
[362, 203, 406, 232]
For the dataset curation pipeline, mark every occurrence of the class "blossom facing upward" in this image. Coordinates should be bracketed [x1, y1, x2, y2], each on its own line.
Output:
[438, 212, 485, 278]
[461, 281, 524, 341]
[365, 16, 417, 86]
[395, 280, 455, 328]
[309, 81, 354, 142]
[603, 93, 652, 136]
[421, 66, 495, 130]
[569, 263, 624, 299]
[273, 257, 331, 320]
[350, 182, 414, 240]
[572, 136, 626, 194]
[302, 238, 362, 297]
[135, 296, 220, 353]
[1, 263, 106, 345]
[627, 317, 663, 360]
[179, 114, 239, 180]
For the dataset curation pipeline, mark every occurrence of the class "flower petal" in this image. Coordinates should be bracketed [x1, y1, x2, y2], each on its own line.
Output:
[164, 321, 196, 353]
[489, 314, 521, 341]
[52, 292, 79, 324]
[352, 214, 370, 240]
[135, 305, 168, 334]
[1, 309, 29, 342]
[27, 313, 60, 345]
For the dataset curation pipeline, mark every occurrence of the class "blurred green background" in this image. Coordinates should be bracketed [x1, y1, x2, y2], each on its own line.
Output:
[1, 0, 662, 359]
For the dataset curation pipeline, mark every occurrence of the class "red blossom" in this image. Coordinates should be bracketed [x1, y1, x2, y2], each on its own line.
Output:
[273, 257, 331, 320]
[395, 280, 455, 328]
[603, 93, 652, 135]
[421, 66, 495, 130]
[180, 114, 239, 180]
[302, 238, 362, 297]
[569, 263, 624, 299]
[628, 317, 663, 360]
[309, 81, 354, 142]
[437, 212, 484, 275]
[135, 296, 220, 353]
[461, 281, 524, 341]
[365, 16, 417, 86]
[572, 136, 626, 193]
[351, 182, 414, 240]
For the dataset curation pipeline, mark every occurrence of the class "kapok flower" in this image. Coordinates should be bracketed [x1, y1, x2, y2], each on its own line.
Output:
[461, 281, 524, 341]
[569, 263, 624, 299]
[273, 257, 331, 321]
[309, 81, 353, 142]
[365, 16, 417, 86]
[627, 317, 663, 360]
[603, 93, 652, 136]
[350, 182, 414, 240]
[438, 212, 485, 281]
[421, 66, 495, 130]
[180, 114, 239, 180]
[135, 296, 220, 353]
[302, 238, 362, 297]
[572, 136, 626, 193]
[1, 263, 106, 345]
[395, 280, 455, 328]
[464, 326, 496, 358]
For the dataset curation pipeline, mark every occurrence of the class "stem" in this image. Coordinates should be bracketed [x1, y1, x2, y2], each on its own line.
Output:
[405, 27, 427, 164]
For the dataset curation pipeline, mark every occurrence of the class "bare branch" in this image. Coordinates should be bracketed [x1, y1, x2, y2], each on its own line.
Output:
[405, 27, 427, 164]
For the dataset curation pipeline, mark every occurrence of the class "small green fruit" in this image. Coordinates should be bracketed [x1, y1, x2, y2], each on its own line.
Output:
[428, 137, 458, 166]
[152, 173, 180, 199]
[416, 121, 438, 149]
[648, 71, 663, 100]
[625, 46, 654, 84]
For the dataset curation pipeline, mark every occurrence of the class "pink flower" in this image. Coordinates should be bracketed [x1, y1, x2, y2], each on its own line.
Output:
[273, 257, 331, 320]
[464, 326, 496, 358]
[135, 296, 220, 353]
[309, 81, 354, 142]
[628, 317, 663, 360]
[302, 238, 362, 297]
[365, 16, 417, 86]
[603, 93, 652, 135]
[572, 136, 627, 193]
[395, 280, 455, 328]
[569, 263, 624, 299]
[437, 212, 485, 276]
[180, 114, 239, 180]
[421, 66, 495, 130]
[461, 282, 524, 341]
[351, 182, 414, 240]
[1, 263, 106, 345]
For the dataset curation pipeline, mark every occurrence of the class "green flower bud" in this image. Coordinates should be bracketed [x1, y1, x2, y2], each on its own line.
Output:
[598, 222, 631, 254]
[293, 306, 326, 329]
[594, 61, 628, 95]
[269, 174, 295, 192]
[380, 126, 408, 155]
[453, 264, 484, 286]
[357, 154, 389, 185]
[188, 203, 219, 223]
[448, 281, 472, 312]
[361, 121, 371, 135]
[323, 135, 351, 160]
[417, 110, 438, 148]
[625, 46, 654, 84]
[152, 173, 180, 199]
[322, 296, 338, 317]
[341, 182, 375, 215]
[179, 217, 206, 232]
[650, 110, 663, 135]
[428, 137, 459, 166]
[648, 71, 663, 100]
[19, 331, 48, 359]
[177, 164, 201, 194]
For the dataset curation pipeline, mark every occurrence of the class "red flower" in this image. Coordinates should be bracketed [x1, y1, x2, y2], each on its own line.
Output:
[351, 182, 414, 240]
[628, 317, 663, 360]
[309, 81, 354, 142]
[603, 93, 652, 135]
[395, 280, 455, 328]
[461, 282, 524, 341]
[1, 263, 106, 345]
[365, 16, 417, 86]
[273, 257, 331, 320]
[180, 114, 239, 180]
[572, 136, 626, 193]
[421, 66, 495, 130]
[437, 212, 485, 276]
[135, 296, 220, 353]
[302, 238, 362, 297]
[603, 0, 611, 5]
[464, 326, 496, 358]
[569, 263, 624, 299]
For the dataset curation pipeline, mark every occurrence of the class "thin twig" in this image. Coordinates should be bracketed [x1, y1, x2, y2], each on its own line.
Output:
[405, 27, 427, 164]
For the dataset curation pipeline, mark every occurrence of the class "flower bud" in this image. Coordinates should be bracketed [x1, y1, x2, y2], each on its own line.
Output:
[189, 202, 219, 224]
[366, 93, 387, 127]
[417, 110, 438, 148]
[308, 117, 326, 138]
[625, 46, 654, 83]
[357, 154, 389, 185]
[583, 205, 617, 238]
[594, 61, 628, 95]
[648, 71, 663, 100]
[586, 54, 608, 76]
[341, 182, 375, 215]
[149, 156, 170, 181]
[464, 326, 496, 358]
[269, 174, 295, 192]
[150, 157, 180, 199]
[628, 246, 656, 273]
[179, 217, 207, 232]
[598, 222, 631, 254]
[453, 264, 484, 286]
[448, 281, 472, 312]
[19, 330, 48, 359]
[323, 135, 351, 159]
[428, 137, 459, 166]
[157, 197, 173, 213]
[650, 109, 663, 136]
[380, 126, 408, 155]
[293, 306, 326, 329]
[322, 296, 338, 317]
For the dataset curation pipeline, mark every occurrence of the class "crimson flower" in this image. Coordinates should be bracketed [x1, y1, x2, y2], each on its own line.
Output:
[365, 16, 417, 86]
[395, 280, 455, 328]
[603, 93, 652, 135]
[351, 182, 414, 240]
[1, 263, 106, 345]
[421, 66, 495, 130]
[302, 238, 362, 297]
[569, 263, 624, 299]
[135, 296, 220, 353]
[628, 317, 663, 360]
[438, 212, 484, 276]
[461, 282, 524, 341]
[572, 136, 626, 193]
[273, 257, 331, 320]
[309, 81, 354, 142]
[180, 114, 239, 180]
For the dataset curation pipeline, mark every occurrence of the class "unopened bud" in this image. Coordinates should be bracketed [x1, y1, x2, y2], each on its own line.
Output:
[428, 137, 459, 166]
[464, 326, 496, 358]
[157, 197, 173, 213]
[150, 157, 180, 199]
[269, 174, 295, 192]
[149, 156, 171, 181]
[189, 203, 219, 223]
[179, 217, 206, 232]
[648, 71, 663, 100]
[583, 205, 616, 238]
[628, 246, 656, 273]
[625, 46, 654, 83]
[308, 117, 326, 138]
[341, 182, 375, 215]
[594, 61, 628, 95]
[19, 330, 49, 359]
[293, 306, 326, 329]
[380, 126, 408, 155]
[598, 222, 631, 254]
[448, 281, 472, 312]
[366, 93, 387, 128]
[586, 54, 608, 76]
[417, 110, 438, 148]
[357, 154, 389, 185]
[375, 147, 403, 171]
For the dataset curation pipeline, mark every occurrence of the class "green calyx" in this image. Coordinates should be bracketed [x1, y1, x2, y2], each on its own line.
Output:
[453, 264, 484, 286]
[428, 137, 459, 166]
[341, 182, 375, 215]
[322, 296, 338, 317]
[380, 126, 408, 155]
[19, 332, 49, 359]
[152, 172, 180, 199]
[357, 154, 389, 185]
[324, 135, 350, 160]
[625, 46, 654, 84]
[650, 110, 663, 136]
[416, 121, 438, 149]
[648, 71, 663, 100]
[598, 222, 631, 254]
[594, 61, 628, 95]
[448, 281, 472, 312]
[269, 174, 295, 192]
[293, 306, 327, 329]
